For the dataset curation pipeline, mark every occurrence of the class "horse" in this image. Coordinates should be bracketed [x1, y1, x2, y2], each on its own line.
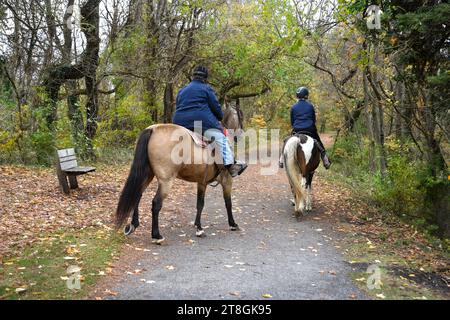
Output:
[115, 123, 239, 244]
[282, 133, 320, 215]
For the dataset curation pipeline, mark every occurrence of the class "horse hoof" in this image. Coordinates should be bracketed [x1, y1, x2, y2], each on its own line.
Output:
[124, 224, 135, 236]
[152, 237, 165, 245]
[196, 229, 206, 237]
[230, 225, 239, 231]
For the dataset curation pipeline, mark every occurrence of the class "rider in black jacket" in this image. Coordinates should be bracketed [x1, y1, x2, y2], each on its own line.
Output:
[280, 87, 331, 169]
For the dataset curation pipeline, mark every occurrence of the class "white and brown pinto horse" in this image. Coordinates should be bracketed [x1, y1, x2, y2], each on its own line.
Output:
[283, 134, 320, 215]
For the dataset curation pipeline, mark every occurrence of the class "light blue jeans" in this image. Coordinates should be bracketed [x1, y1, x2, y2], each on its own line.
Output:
[204, 128, 234, 166]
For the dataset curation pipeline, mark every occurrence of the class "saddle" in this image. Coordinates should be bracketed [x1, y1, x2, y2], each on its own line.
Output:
[185, 129, 222, 185]
[292, 131, 311, 144]
[186, 130, 212, 149]
[284, 131, 325, 154]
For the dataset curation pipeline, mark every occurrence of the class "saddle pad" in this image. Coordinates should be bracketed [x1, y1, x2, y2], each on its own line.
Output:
[186, 130, 210, 148]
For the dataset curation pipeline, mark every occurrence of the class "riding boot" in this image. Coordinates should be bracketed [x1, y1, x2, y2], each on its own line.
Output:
[321, 151, 331, 169]
[227, 160, 248, 177]
[279, 135, 291, 168]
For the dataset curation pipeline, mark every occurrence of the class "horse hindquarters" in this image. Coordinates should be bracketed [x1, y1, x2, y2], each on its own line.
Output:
[116, 128, 154, 229]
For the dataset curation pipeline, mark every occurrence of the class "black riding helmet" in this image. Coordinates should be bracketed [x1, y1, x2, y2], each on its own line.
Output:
[296, 86, 309, 99]
[193, 65, 208, 81]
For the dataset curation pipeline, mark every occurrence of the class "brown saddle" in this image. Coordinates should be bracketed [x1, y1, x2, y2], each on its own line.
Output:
[186, 130, 212, 149]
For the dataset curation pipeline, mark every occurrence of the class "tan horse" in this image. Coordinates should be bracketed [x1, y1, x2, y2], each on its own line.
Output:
[115, 124, 238, 244]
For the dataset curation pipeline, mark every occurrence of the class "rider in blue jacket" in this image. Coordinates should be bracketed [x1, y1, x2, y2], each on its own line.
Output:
[280, 87, 331, 169]
[173, 66, 247, 177]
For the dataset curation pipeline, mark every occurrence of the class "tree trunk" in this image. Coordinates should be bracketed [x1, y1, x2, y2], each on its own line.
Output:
[41, 0, 100, 158]
[163, 82, 174, 123]
[66, 81, 83, 139]
[364, 72, 376, 173]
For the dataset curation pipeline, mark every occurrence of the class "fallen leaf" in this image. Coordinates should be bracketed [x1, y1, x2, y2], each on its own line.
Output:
[66, 247, 80, 255]
[104, 289, 118, 296]
[15, 287, 27, 294]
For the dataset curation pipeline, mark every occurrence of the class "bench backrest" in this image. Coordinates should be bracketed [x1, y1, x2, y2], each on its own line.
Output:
[57, 148, 78, 170]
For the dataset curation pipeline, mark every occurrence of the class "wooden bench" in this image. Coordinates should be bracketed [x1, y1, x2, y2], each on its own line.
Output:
[56, 148, 96, 194]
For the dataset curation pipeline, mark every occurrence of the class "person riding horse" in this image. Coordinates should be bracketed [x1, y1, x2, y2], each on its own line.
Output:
[280, 86, 332, 169]
[173, 65, 247, 177]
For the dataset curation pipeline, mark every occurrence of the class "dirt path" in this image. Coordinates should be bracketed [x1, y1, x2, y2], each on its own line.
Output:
[91, 159, 369, 300]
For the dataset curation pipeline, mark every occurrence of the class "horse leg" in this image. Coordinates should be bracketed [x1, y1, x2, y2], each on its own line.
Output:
[151, 179, 173, 244]
[305, 172, 314, 212]
[306, 171, 314, 211]
[195, 183, 207, 237]
[221, 174, 238, 230]
[297, 176, 307, 215]
[124, 178, 153, 236]
[124, 193, 142, 235]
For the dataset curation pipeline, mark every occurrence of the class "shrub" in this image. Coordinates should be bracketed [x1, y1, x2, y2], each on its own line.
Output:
[373, 154, 424, 219]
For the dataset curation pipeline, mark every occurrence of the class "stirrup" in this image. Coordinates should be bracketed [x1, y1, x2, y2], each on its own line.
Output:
[228, 161, 247, 177]
[322, 155, 331, 169]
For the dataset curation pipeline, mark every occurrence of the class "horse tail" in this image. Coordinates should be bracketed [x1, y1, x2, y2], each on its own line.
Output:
[116, 128, 153, 227]
[283, 136, 306, 213]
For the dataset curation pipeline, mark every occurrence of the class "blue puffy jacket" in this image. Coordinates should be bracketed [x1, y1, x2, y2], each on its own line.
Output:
[173, 80, 224, 133]
[290, 99, 316, 130]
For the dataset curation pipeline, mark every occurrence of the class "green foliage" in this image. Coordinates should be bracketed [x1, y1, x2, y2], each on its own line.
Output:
[29, 105, 56, 166]
[331, 132, 448, 237]
[95, 93, 153, 149]
[372, 154, 424, 220]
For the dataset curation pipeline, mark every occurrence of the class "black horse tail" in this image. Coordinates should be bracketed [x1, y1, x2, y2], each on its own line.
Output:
[116, 128, 153, 227]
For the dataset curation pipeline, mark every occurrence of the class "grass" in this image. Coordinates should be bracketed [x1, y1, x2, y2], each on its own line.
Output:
[0, 226, 124, 300]
[349, 268, 444, 300]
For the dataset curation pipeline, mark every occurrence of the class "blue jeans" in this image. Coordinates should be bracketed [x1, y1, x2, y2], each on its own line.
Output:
[204, 129, 234, 166]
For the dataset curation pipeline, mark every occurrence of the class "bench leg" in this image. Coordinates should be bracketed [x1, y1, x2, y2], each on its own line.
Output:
[68, 176, 79, 189]
[56, 167, 70, 194]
